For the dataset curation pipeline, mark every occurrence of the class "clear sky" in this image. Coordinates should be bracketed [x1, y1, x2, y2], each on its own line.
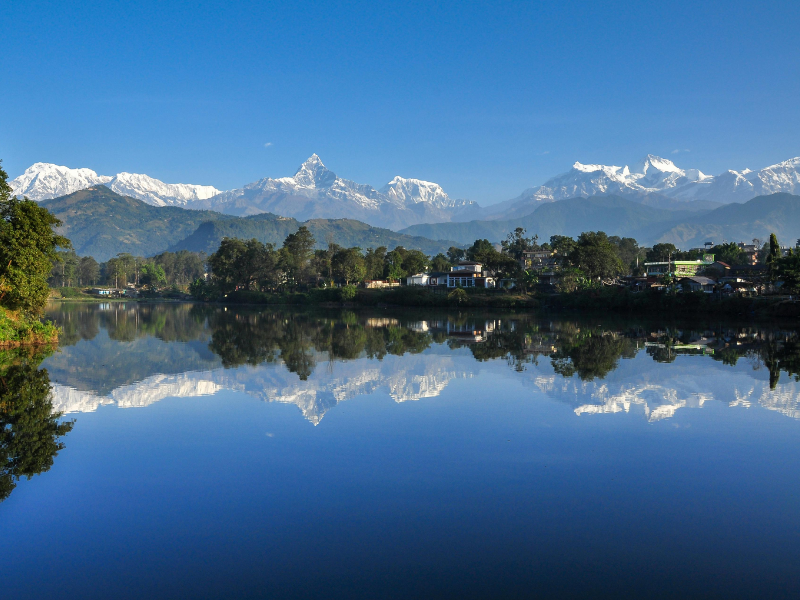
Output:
[1, 0, 798, 205]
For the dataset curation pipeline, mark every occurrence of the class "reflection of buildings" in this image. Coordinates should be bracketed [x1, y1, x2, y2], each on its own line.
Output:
[410, 319, 500, 343]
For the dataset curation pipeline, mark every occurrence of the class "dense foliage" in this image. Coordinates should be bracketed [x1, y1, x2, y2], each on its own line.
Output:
[0, 161, 71, 316]
[0, 349, 74, 501]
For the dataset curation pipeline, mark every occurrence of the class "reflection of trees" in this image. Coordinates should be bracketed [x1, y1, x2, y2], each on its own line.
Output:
[760, 337, 800, 389]
[46, 303, 209, 345]
[551, 331, 633, 380]
[0, 349, 73, 502]
[206, 310, 432, 380]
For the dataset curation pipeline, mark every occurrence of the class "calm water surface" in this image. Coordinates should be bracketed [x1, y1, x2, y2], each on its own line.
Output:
[2, 302, 800, 599]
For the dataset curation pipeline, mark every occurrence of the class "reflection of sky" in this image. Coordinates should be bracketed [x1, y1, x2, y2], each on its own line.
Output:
[12, 314, 800, 598]
[46, 330, 800, 423]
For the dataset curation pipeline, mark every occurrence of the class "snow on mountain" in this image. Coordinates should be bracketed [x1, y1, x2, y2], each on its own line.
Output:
[205, 154, 478, 228]
[381, 176, 473, 209]
[525, 154, 711, 203]
[106, 172, 221, 207]
[10, 163, 112, 200]
[485, 154, 800, 220]
[10, 162, 221, 206]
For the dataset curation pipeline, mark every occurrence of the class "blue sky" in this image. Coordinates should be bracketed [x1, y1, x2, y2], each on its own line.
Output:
[1, 0, 798, 205]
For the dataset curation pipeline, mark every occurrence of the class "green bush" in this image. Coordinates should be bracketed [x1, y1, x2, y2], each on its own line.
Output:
[340, 285, 358, 301]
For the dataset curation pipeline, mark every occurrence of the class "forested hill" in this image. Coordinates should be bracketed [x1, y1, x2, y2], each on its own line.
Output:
[170, 214, 459, 256]
[399, 195, 699, 245]
[42, 187, 233, 261]
[42, 187, 458, 261]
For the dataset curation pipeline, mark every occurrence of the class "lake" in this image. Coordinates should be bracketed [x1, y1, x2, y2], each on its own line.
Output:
[2, 302, 800, 599]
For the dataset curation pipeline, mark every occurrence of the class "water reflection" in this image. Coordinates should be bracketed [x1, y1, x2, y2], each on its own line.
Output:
[43, 302, 800, 424]
[0, 347, 73, 501]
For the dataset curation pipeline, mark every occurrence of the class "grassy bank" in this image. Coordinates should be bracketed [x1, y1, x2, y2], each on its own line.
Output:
[0, 308, 59, 347]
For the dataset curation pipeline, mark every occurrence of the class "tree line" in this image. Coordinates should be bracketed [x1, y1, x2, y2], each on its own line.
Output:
[49, 249, 207, 290]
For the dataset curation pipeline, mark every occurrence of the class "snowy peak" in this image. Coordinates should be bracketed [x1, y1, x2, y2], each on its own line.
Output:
[632, 154, 682, 175]
[107, 172, 221, 207]
[11, 163, 112, 201]
[292, 154, 336, 188]
[10, 162, 221, 206]
[381, 176, 450, 206]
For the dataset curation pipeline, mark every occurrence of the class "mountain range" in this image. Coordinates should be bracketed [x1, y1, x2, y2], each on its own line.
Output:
[12, 153, 800, 231]
[401, 192, 800, 249]
[41, 187, 459, 261]
[12, 155, 479, 229]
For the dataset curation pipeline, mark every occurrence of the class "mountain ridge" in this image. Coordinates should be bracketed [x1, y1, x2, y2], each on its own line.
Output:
[41, 187, 459, 261]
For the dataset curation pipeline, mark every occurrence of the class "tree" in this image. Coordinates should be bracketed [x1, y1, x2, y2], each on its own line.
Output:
[767, 233, 780, 283]
[466, 239, 495, 263]
[645, 243, 678, 264]
[140, 263, 167, 290]
[548, 235, 576, 266]
[282, 226, 315, 287]
[501, 227, 538, 261]
[709, 242, 747, 266]
[332, 247, 367, 284]
[78, 256, 100, 286]
[0, 160, 71, 315]
[384, 247, 406, 281]
[401, 249, 429, 277]
[569, 231, 624, 279]
[776, 250, 800, 291]
[364, 247, 387, 280]
[430, 253, 451, 272]
[609, 236, 642, 275]
[447, 246, 465, 265]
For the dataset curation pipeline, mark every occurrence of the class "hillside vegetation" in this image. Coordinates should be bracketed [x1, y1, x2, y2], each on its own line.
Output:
[42, 188, 459, 260]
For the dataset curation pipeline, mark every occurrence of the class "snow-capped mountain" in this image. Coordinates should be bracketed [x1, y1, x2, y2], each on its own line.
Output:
[664, 157, 800, 203]
[484, 154, 800, 220]
[106, 172, 221, 207]
[10, 163, 221, 206]
[201, 154, 479, 229]
[10, 163, 113, 200]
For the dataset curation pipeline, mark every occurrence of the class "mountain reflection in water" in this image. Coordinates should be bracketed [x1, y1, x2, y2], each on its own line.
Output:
[42, 302, 800, 423]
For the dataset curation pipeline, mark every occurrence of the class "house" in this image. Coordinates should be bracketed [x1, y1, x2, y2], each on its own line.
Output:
[702, 261, 731, 277]
[406, 271, 449, 286]
[447, 262, 495, 288]
[364, 280, 400, 289]
[737, 243, 759, 266]
[406, 273, 430, 286]
[678, 276, 716, 293]
[645, 254, 715, 277]
[521, 249, 558, 272]
[91, 288, 115, 296]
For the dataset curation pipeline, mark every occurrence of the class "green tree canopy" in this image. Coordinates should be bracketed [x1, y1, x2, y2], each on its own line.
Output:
[569, 231, 624, 279]
[0, 161, 71, 315]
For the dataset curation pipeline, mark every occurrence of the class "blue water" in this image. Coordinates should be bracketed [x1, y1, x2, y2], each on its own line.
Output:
[2, 304, 800, 598]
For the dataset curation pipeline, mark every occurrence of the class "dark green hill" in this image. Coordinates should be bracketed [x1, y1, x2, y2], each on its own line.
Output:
[653, 193, 800, 247]
[400, 195, 696, 245]
[170, 214, 458, 255]
[42, 187, 233, 261]
[42, 187, 458, 260]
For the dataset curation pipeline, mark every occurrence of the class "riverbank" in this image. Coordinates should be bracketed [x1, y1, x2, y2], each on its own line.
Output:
[210, 286, 800, 318]
[220, 287, 539, 309]
[0, 308, 59, 347]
